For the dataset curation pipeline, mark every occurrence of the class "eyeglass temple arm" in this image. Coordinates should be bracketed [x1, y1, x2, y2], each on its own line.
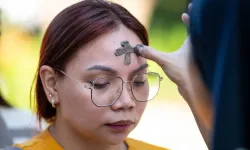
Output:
[57, 70, 92, 89]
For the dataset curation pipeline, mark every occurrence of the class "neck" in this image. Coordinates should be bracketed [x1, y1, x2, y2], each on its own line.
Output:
[50, 119, 127, 150]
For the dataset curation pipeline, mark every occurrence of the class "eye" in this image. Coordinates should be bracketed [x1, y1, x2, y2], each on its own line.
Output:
[133, 81, 145, 86]
[92, 78, 111, 90]
[133, 74, 147, 87]
[94, 83, 110, 89]
[133, 78, 146, 86]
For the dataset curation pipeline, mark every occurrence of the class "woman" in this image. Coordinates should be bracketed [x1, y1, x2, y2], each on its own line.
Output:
[13, 0, 170, 149]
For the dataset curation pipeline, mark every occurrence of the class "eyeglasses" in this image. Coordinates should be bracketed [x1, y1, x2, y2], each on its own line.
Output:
[57, 70, 163, 107]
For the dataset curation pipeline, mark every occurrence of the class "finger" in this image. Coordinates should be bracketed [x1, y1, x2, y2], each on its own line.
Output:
[188, 3, 193, 13]
[181, 13, 189, 25]
[181, 3, 192, 25]
[135, 44, 168, 68]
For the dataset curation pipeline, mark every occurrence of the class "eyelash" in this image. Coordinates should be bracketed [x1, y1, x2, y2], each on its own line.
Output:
[88, 69, 150, 85]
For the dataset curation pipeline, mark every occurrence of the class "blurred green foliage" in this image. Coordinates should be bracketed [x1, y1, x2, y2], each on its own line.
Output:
[151, 0, 188, 28]
[147, 0, 188, 101]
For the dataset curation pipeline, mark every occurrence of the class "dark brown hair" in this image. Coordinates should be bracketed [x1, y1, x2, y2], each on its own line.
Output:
[33, 0, 149, 123]
[0, 92, 11, 107]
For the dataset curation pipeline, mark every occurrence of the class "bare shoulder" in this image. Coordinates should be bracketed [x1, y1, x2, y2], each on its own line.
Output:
[126, 138, 169, 150]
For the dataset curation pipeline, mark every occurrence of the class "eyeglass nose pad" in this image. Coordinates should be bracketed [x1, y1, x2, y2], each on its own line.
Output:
[116, 88, 122, 94]
[116, 82, 132, 96]
[123, 81, 132, 91]
[116, 84, 132, 100]
[84, 84, 91, 89]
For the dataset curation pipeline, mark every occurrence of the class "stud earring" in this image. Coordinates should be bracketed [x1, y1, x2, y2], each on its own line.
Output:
[48, 92, 52, 97]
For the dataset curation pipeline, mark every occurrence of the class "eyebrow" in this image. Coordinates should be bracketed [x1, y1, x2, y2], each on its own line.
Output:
[86, 65, 117, 74]
[86, 63, 148, 75]
[131, 63, 149, 75]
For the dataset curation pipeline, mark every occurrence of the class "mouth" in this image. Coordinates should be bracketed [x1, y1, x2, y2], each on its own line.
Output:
[105, 120, 134, 132]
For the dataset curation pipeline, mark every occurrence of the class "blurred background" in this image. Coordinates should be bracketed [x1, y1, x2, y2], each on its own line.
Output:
[0, 0, 207, 149]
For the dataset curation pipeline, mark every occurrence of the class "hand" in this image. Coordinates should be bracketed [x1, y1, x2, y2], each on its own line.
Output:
[136, 36, 192, 92]
[135, 3, 193, 96]
[135, 3, 213, 147]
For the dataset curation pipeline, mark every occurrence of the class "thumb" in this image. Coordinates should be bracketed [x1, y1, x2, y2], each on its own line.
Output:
[135, 44, 169, 68]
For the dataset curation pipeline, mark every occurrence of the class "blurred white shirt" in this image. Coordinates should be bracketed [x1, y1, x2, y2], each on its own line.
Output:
[0, 106, 47, 148]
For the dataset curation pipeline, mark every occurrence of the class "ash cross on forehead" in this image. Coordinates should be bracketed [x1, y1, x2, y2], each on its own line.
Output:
[114, 41, 136, 65]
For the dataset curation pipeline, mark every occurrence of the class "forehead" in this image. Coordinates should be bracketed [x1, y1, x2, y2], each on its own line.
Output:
[67, 25, 146, 74]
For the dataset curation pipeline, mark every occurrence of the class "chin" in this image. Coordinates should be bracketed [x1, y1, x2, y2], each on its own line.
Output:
[104, 124, 137, 145]
[103, 132, 129, 145]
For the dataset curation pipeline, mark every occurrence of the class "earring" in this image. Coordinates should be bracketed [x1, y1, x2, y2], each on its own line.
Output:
[47, 92, 52, 98]
[51, 98, 56, 108]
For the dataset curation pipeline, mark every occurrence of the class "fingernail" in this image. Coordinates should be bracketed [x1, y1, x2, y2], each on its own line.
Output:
[134, 44, 144, 56]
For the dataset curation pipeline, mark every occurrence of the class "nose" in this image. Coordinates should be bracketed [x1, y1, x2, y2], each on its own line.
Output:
[110, 81, 136, 110]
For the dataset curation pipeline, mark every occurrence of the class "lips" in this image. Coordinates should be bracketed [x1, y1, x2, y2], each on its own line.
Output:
[105, 120, 134, 132]
[108, 120, 133, 125]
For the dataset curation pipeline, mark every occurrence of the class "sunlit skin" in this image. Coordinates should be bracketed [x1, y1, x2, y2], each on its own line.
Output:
[40, 24, 148, 150]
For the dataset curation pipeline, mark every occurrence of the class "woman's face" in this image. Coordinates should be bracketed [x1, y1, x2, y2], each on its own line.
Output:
[56, 25, 147, 144]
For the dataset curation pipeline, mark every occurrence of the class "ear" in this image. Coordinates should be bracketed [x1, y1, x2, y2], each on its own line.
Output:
[39, 65, 60, 106]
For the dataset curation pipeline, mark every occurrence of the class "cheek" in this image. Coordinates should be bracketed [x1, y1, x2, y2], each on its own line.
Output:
[135, 102, 147, 117]
[57, 82, 105, 126]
